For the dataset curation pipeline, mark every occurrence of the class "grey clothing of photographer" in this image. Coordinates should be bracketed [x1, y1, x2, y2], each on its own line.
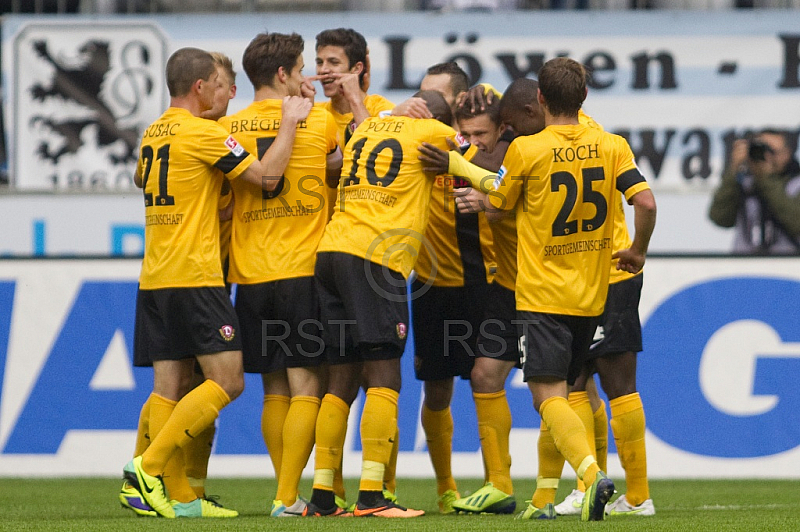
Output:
[709, 131, 800, 255]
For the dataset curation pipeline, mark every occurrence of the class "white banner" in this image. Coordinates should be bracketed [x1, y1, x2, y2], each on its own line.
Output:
[3, 11, 800, 191]
[0, 257, 798, 477]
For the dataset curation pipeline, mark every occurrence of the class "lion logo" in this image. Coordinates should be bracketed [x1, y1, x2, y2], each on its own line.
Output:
[28, 39, 150, 165]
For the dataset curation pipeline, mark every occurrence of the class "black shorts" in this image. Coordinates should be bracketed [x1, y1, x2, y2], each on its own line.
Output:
[134, 286, 241, 366]
[412, 281, 488, 381]
[235, 277, 325, 374]
[315, 252, 408, 365]
[588, 273, 643, 358]
[476, 282, 523, 365]
[518, 311, 599, 386]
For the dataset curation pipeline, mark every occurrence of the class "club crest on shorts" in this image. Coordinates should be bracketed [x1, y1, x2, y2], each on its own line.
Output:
[219, 324, 235, 342]
[396, 322, 407, 340]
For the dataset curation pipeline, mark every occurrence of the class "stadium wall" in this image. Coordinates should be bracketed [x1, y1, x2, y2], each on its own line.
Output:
[0, 257, 798, 478]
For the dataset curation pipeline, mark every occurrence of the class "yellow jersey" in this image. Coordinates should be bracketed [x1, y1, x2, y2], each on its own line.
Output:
[322, 93, 394, 147]
[219, 99, 339, 283]
[138, 107, 256, 290]
[317, 116, 457, 278]
[490, 123, 649, 316]
[414, 144, 495, 287]
[490, 110, 612, 293]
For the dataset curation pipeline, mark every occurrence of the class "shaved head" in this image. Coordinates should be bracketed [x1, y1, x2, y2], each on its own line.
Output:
[499, 78, 544, 136]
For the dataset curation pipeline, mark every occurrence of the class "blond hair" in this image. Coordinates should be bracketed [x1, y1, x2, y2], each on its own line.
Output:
[209, 51, 236, 86]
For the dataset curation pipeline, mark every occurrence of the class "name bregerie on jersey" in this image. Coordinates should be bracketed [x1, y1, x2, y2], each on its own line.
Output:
[228, 118, 308, 133]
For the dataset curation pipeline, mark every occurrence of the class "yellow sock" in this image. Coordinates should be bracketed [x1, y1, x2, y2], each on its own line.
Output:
[531, 420, 563, 509]
[539, 396, 599, 488]
[142, 380, 230, 477]
[383, 426, 399, 494]
[594, 400, 608, 474]
[142, 393, 176, 470]
[474, 391, 513, 494]
[359, 388, 398, 492]
[185, 422, 215, 499]
[144, 394, 198, 503]
[133, 395, 152, 457]
[275, 396, 320, 503]
[568, 391, 595, 492]
[421, 404, 457, 495]
[163, 449, 197, 503]
[610, 393, 649, 506]
[333, 453, 346, 500]
[313, 394, 350, 491]
[262, 394, 290, 480]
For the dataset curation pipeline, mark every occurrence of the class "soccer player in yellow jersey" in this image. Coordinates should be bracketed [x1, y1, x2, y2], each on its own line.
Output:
[431, 93, 524, 516]
[121, 52, 240, 519]
[489, 80, 654, 520]
[218, 32, 342, 518]
[489, 58, 656, 521]
[314, 28, 429, 508]
[122, 47, 312, 519]
[413, 64, 495, 515]
[418, 80, 538, 516]
[304, 90, 454, 518]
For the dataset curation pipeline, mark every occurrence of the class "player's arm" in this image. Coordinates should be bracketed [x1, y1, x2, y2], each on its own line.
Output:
[613, 188, 656, 274]
[418, 139, 496, 193]
[390, 97, 432, 119]
[486, 143, 525, 221]
[133, 167, 143, 188]
[326, 146, 344, 188]
[238, 95, 312, 190]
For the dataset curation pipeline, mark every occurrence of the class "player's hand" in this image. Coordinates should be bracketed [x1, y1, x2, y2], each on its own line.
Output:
[300, 78, 317, 103]
[457, 85, 494, 113]
[451, 187, 487, 214]
[282, 95, 312, 124]
[612, 248, 646, 274]
[418, 142, 450, 174]
[392, 97, 432, 119]
[326, 72, 362, 100]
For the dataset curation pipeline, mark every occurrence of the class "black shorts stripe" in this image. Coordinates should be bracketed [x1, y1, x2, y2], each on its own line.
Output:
[215, 151, 249, 174]
[616, 168, 646, 194]
[454, 210, 487, 285]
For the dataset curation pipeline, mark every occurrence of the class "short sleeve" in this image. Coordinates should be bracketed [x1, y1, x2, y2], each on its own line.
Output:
[489, 140, 525, 211]
[197, 121, 257, 179]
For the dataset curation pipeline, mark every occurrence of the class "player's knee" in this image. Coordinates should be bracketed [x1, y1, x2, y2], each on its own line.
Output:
[218, 373, 245, 401]
[423, 380, 453, 410]
[469, 363, 503, 394]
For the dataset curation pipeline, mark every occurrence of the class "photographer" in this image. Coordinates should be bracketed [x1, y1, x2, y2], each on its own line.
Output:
[709, 129, 800, 254]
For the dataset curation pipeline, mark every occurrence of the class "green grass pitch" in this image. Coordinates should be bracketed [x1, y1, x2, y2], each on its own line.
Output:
[1, 477, 798, 531]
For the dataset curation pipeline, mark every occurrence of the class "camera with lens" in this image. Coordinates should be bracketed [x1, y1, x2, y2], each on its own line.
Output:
[748, 140, 773, 162]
